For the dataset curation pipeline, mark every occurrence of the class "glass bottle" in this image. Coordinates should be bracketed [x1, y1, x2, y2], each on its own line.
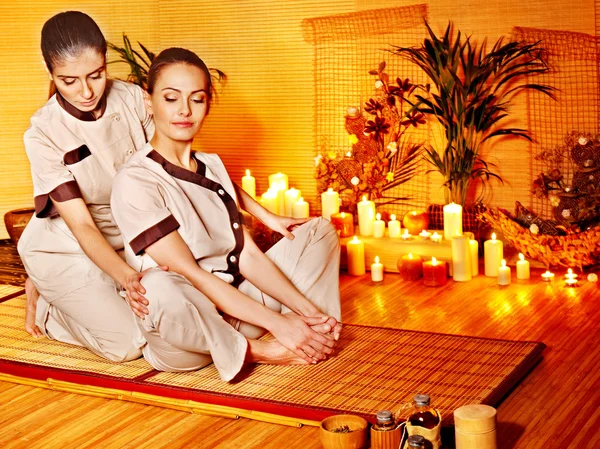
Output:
[408, 394, 440, 429]
[372, 409, 396, 431]
[407, 435, 426, 448]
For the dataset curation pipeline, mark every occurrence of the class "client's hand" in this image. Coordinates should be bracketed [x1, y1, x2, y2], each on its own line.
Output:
[123, 266, 168, 319]
[270, 314, 336, 364]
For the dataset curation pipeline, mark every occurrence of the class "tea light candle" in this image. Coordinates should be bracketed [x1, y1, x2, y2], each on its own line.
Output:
[398, 253, 423, 281]
[452, 235, 472, 282]
[423, 257, 448, 287]
[541, 270, 555, 282]
[284, 188, 301, 216]
[443, 202, 463, 240]
[516, 253, 530, 280]
[565, 278, 578, 287]
[321, 188, 340, 220]
[419, 230, 432, 240]
[268, 172, 288, 191]
[388, 214, 401, 238]
[373, 213, 385, 238]
[292, 197, 309, 218]
[430, 232, 442, 243]
[260, 189, 279, 215]
[371, 256, 384, 282]
[469, 239, 479, 276]
[565, 268, 578, 280]
[484, 233, 504, 277]
[498, 259, 511, 286]
[357, 196, 376, 236]
[330, 212, 354, 238]
[241, 169, 256, 199]
[401, 229, 412, 240]
[347, 236, 365, 276]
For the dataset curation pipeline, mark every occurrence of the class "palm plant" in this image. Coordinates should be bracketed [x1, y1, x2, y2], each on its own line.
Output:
[391, 22, 555, 205]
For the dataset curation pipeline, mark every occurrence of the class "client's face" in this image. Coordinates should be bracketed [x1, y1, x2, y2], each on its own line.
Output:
[149, 63, 210, 143]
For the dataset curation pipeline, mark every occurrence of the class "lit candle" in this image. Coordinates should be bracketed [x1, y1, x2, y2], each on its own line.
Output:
[321, 188, 340, 220]
[401, 229, 412, 240]
[498, 259, 511, 286]
[330, 212, 354, 238]
[484, 233, 504, 277]
[268, 172, 288, 191]
[292, 197, 309, 219]
[423, 257, 448, 287]
[419, 230, 432, 240]
[284, 188, 301, 216]
[452, 235, 472, 282]
[541, 270, 555, 282]
[443, 202, 463, 240]
[398, 253, 423, 281]
[371, 256, 384, 282]
[373, 213, 385, 238]
[357, 196, 376, 236]
[516, 253, 530, 280]
[430, 232, 442, 243]
[469, 239, 479, 276]
[565, 268, 578, 280]
[260, 189, 279, 215]
[347, 236, 365, 276]
[388, 214, 401, 238]
[241, 169, 256, 199]
[565, 278, 578, 287]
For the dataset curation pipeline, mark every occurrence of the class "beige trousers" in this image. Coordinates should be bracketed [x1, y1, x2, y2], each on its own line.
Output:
[138, 217, 341, 381]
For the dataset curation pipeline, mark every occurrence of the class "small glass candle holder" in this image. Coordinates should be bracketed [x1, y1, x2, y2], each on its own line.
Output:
[541, 270, 555, 282]
[419, 230, 432, 240]
[430, 232, 442, 243]
[401, 229, 412, 241]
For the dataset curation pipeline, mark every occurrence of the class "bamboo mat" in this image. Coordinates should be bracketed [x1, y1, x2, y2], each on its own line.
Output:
[0, 289, 544, 425]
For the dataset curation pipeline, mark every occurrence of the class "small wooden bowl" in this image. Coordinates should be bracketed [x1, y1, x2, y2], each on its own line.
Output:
[320, 414, 368, 449]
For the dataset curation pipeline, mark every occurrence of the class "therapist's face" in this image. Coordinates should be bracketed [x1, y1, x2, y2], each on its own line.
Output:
[147, 63, 210, 143]
[49, 48, 107, 114]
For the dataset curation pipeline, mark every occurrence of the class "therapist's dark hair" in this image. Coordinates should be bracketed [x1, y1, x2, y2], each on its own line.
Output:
[147, 47, 213, 110]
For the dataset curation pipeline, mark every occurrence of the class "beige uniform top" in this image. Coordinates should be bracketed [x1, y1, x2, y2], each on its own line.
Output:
[111, 143, 244, 285]
[18, 80, 154, 301]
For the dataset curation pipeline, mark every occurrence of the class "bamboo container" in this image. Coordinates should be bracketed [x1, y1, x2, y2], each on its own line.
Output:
[320, 414, 368, 449]
[454, 404, 497, 449]
[371, 426, 402, 449]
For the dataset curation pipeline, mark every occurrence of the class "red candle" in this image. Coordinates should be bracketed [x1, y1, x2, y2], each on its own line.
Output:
[398, 253, 423, 281]
[423, 257, 448, 287]
[330, 212, 354, 238]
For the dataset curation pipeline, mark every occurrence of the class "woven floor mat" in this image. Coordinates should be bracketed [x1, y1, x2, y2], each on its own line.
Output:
[0, 289, 545, 424]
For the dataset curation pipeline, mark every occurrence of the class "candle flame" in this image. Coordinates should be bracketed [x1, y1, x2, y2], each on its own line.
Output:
[341, 212, 345, 218]
[519, 253, 524, 261]
[408, 253, 413, 259]
[404, 229, 409, 235]
[245, 169, 250, 176]
[432, 232, 439, 237]
[492, 233, 497, 240]
[362, 195, 367, 202]
[327, 187, 333, 193]
[375, 256, 380, 263]
[298, 197, 304, 202]
[432, 257, 437, 266]
[376, 213, 381, 220]
[391, 214, 396, 221]
[352, 236, 359, 243]
[568, 268, 573, 274]
[501, 259, 507, 267]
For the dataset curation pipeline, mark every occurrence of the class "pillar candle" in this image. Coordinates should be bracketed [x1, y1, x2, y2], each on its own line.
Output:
[275, 188, 285, 215]
[470, 239, 479, 277]
[423, 257, 448, 287]
[443, 202, 463, 240]
[268, 172, 288, 191]
[292, 197, 309, 219]
[373, 213, 385, 238]
[284, 188, 301, 216]
[452, 235, 472, 282]
[498, 259, 511, 286]
[371, 256, 384, 282]
[357, 196, 376, 236]
[347, 236, 365, 276]
[398, 253, 423, 281]
[484, 233, 504, 277]
[388, 214, 401, 238]
[321, 188, 340, 220]
[516, 253, 530, 280]
[330, 212, 354, 238]
[260, 189, 279, 215]
[241, 169, 256, 199]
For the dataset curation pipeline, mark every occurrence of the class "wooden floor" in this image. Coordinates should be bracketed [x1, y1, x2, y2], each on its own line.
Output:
[0, 241, 599, 449]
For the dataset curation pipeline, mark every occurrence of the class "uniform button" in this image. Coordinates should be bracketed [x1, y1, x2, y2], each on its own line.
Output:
[113, 114, 121, 121]
[229, 255, 237, 263]
[218, 189, 225, 196]
[127, 149, 134, 155]
[232, 222, 240, 229]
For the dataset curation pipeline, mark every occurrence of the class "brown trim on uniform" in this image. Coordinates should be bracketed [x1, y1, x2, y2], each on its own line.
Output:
[34, 181, 83, 218]
[146, 150, 244, 278]
[56, 92, 107, 122]
[130, 214, 180, 256]
[63, 145, 92, 165]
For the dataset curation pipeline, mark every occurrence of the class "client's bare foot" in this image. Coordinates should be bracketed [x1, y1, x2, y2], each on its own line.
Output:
[246, 338, 310, 365]
[24, 278, 44, 338]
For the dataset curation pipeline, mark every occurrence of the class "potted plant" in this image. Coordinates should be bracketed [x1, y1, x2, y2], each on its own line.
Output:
[391, 22, 555, 206]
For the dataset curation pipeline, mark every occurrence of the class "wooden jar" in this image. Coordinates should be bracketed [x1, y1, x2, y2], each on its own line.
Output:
[454, 404, 497, 449]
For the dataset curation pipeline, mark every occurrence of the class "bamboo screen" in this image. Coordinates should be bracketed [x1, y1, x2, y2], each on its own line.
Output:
[302, 5, 431, 216]
[514, 27, 600, 219]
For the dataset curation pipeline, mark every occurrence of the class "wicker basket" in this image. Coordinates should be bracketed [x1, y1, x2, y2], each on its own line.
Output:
[480, 208, 600, 269]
